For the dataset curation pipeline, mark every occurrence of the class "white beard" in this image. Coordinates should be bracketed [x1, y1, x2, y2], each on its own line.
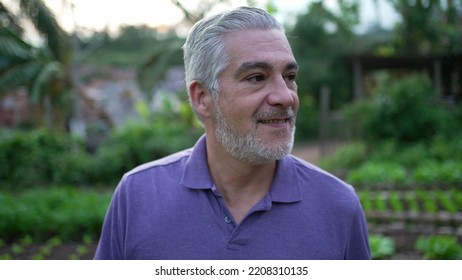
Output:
[214, 104, 296, 165]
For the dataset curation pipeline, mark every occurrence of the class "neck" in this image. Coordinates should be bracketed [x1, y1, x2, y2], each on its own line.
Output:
[206, 134, 277, 224]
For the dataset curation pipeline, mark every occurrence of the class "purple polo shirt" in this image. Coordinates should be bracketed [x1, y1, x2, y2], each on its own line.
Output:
[94, 135, 370, 260]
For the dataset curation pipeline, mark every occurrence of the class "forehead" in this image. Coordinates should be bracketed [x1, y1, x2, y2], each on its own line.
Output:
[223, 29, 296, 69]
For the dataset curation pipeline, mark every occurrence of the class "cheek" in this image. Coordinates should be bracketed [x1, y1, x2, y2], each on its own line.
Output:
[293, 94, 300, 110]
[217, 99, 258, 130]
[218, 89, 261, 118]
[220, 102, 251, 122]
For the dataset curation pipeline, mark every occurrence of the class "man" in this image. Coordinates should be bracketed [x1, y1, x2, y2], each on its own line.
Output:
[94, 6, 370, 260]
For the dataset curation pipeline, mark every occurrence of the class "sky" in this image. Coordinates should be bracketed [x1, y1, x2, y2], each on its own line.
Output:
[40, 0, 399, 34]
[7, 0, 400, 38]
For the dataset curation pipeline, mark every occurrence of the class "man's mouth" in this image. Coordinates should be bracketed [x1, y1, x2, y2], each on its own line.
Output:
[254, 107, 295, 126]
[258, 118, 291, 124]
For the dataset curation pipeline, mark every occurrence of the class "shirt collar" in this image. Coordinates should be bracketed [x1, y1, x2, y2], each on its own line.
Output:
[270, 155, 302, 203]
[181, 135, 302, 203]
[181, 135, 214, 190]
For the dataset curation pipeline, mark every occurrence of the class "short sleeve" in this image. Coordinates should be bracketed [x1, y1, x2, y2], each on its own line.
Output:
[94, 179, 128, 260]
[345, 199, 371, 260]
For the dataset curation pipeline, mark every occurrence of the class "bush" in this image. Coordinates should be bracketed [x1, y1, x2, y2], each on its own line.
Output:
[321, 130, 462, 186]
[340, 100, 376, 140]
[0, 129, 90, 189]
[413, 160, 462, 184]
[0, 187, 112, 242]
[364, 73, 448, 144]
[0, 98, 203, 188]
[318, 142, 368, 173]
[295, 94, 318, 141]
[369, 234, 395, 259]
[415, 235, 462, 260]
[429, 134, 462, 161]
[92, 102, 202, 184]
[346, 161, 408, 186]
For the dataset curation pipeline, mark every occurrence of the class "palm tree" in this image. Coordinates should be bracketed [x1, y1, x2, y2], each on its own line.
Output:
[137, 0, 233, 97]
[0, 0, 73, 130]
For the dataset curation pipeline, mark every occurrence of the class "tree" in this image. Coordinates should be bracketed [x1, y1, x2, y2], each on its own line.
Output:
[0, 0, 73, 130]
[137, 0, 239, 98]
[288, 0, 362, 109]
[138, 0, 285, 98]
[170, 0, 232, 25]
[389, 0, 462, 54]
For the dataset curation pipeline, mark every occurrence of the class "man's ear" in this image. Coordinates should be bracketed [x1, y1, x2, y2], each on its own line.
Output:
[189, 80, 212, 119]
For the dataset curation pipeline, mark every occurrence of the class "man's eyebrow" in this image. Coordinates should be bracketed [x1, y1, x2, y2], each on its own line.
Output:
[234, 61, 299, 78]
[286, 62, 299, 72]
[234, 61, 273, 78]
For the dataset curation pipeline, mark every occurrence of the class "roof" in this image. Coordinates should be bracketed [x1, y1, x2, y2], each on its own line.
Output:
[346, 54, 462, 71]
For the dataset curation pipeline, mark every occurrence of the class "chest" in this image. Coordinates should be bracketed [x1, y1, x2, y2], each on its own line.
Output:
[123, 190, 345, 259]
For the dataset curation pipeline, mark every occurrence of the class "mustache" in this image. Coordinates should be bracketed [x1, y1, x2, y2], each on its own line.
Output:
[253, 107, 296, 121]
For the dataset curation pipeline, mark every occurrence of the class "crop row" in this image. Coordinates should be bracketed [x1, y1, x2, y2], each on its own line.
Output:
[0, 187, 112, 243]
[0, 235, 96, 260]
[355, 183, 462, 191]
[357, 189, 462, 214]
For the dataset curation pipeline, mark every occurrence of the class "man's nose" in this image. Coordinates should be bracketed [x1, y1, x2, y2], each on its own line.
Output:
[267, 77, 295, 107]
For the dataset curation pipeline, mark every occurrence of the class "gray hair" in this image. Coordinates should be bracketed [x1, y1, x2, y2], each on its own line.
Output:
[183, 6, 283, 116]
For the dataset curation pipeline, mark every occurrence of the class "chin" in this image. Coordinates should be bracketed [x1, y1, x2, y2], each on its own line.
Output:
[261, 127, 294, 143]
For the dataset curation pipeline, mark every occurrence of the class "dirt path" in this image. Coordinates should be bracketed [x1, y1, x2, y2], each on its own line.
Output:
[292, 144, 320, 163]
[292, 141, 341, 164]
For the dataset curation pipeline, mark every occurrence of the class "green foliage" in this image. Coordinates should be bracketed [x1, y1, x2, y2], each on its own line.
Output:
[0, 27, 34, 60]
[336, 72, 454, 147]
[369, 234, 395, 259]
[1, 0, 73, 131]
[365, 73, 447, 144]
[295, 94, 318, 141]
[372, 193, 388, 212]
[357, 189, 462, 213]
[357, 190, 372, 211]
[339, 100, 376, 139]
[403, 192, 419, 213]
[0, 97, 203, 188]
[413, 160, 462, 184]
[30, 236, 62, 259]
[0, 27, 61, 98]
[137, 37, 184, 94]
[0, 128, 87, 189]
[318, 142, 368, 172]
[430, 133, 462, 161]
[93, 98, 202, 184]
[288, 1, 360, 109]
[415, 235, 462, 260]
[18, 0, 72, 64]
[0, 234, 96, 259]
[347, 162, 407, 185]
[415, 190, 438, 213]
[454, 191, 462, 210]
[436, 190, 458, 213]
[389, 0, 462, 54]
[320, 129, 462, 187]
[0, 187, 112, 242]
[389, 191, 403, 212]
[81, 25, 183, 69]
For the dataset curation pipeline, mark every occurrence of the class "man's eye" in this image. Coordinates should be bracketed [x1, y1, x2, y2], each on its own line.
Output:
[286, 73, 297, 81]
[247, 74, 265, 83]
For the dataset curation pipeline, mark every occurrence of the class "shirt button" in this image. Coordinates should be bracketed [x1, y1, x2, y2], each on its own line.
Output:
[224, 216, 232, 224]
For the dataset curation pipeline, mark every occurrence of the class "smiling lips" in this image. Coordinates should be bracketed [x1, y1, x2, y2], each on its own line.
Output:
[258, 118, 292, 125]
[256, 108, 295, 126]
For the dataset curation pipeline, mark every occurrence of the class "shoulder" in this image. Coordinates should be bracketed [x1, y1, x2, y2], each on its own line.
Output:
[109, 148, 195, 205]
[287, 154, 360, 209]
[289, 154, 354, 189]
[123, 148, 193, 180]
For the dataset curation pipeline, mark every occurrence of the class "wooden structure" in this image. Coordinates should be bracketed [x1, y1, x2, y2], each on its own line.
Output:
[348, 54, 462, 101]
